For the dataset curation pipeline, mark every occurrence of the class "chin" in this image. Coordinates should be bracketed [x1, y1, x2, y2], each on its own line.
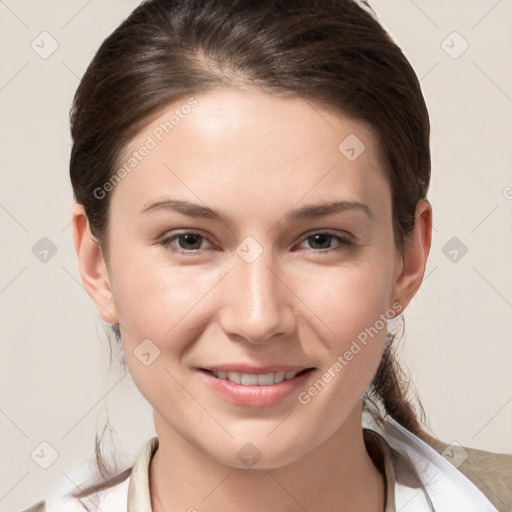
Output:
[205, 433, 315, 471]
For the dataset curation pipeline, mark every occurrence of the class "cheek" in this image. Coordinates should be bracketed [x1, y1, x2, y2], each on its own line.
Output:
[291, 256, 394, 407]
[295, 260, 392, 345]
[109, 257, 221, 400]
[109, 252, 221, 347]
[293, 266, 391, 429]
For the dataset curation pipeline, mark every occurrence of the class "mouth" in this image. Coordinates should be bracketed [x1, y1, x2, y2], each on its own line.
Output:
[198, 365, 316, 407]
[199, 367, 314, 386]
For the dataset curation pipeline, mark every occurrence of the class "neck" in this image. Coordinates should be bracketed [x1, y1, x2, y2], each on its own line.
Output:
[149, 403, 385, 512]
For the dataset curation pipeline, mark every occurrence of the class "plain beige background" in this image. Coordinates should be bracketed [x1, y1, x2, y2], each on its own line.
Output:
[1, 0, 511, 509]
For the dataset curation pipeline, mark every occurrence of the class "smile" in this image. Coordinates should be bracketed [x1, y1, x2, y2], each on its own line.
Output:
[198, 366, 315, 407]
[207, 369, 309, 386]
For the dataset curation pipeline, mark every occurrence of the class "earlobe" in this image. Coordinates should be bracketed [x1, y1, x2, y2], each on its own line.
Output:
[391, 199, 432, 312]
[71, 203, 119, 324]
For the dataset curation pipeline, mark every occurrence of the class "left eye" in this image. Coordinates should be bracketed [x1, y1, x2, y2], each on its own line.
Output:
[297, 232, 354, 252]
[160, 231, 354, 255]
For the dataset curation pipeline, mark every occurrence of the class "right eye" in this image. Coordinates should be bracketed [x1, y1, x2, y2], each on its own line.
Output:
[160, 231, 216, 254]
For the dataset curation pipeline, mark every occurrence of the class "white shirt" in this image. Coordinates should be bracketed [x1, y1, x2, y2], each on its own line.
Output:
[36, 414, 500, 512]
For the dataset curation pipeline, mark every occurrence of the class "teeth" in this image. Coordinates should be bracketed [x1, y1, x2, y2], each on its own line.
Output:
[241, 373, 258, 385]
[212, 370, 302, 385]
[257, 373, 274, 385]
[274, 371, 285, 383]
[227, 371, 241, 384]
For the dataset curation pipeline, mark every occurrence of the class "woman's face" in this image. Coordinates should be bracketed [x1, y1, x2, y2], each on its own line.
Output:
[81, 87, 425, 469]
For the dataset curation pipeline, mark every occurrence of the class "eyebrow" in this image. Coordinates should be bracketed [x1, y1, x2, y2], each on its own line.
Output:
[141, 198, 372, 223]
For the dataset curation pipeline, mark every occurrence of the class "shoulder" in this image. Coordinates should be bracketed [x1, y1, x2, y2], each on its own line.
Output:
[363, 411, 512, 510]
[20, 501, 46, 512]
[425, 434, 512, 510]
[19, 437, 158, 512]
[19, 467, 131, 512]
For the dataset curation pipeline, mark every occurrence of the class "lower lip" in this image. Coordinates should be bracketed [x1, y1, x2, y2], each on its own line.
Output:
[199, 370, 313, 407]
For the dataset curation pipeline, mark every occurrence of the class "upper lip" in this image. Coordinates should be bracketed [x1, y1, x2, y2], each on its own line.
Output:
[200, 364, 314, 374]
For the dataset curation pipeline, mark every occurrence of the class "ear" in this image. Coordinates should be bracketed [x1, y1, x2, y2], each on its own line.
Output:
[71, 203, 118, 324]
[390, 199, 432, 312]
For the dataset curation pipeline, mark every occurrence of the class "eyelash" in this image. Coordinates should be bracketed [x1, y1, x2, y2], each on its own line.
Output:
[159, 230, 355, 256]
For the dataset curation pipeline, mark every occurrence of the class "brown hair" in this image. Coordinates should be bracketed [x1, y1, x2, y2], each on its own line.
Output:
[68, 0, 431, 501]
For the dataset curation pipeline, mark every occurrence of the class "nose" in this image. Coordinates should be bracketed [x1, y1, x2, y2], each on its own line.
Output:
[217, 246, 297, 345]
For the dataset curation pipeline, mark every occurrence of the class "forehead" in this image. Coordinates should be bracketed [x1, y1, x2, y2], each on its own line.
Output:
[112, 86, 389, 215]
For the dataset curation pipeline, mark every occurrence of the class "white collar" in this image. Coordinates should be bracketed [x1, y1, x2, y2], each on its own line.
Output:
[363, 412, 499, 511]
[47, 415, 500, 511]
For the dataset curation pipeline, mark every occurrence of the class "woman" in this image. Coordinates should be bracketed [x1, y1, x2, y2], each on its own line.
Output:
[21, 0, 511, 510]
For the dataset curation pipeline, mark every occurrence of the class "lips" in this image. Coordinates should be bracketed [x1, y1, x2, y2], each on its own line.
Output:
[198, 365, 315, 407]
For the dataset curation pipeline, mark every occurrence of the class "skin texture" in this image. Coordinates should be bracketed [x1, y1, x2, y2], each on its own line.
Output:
[72, 86, 432, 511]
